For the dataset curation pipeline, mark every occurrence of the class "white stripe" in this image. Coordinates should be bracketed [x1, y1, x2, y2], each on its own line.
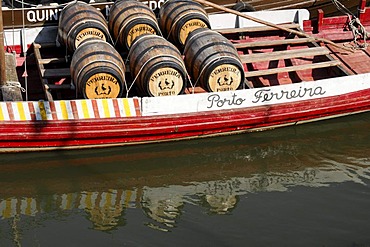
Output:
[10, 198, 17, 218]
[108, 99, 116, 118]
[11, 103, 21, 120]
[79, 193, 87, 209]
[91, 192, 99, 208]
[96, 100, 106, 118]
[0, 103, 10, 120]
[110, 190, 117, 206]
[85, 100, 95, 119]
[60, 194, 68, 210]
[54, 101, 63, 120]
[33, 101, 54, 120]
[33, 102, 42, 120]
[20, 198, 27, 215]
[76, 100, 87, 119]
[22, 102, 32, 120]
[0, 200, 5, 217]
[117, 98, 126, 117]
[12, 102, 32, 121]
[30, 198, 37, 216]
[99, 192, 107, 208]
[130, 98, 139, 115]
[55, 101, 74, 120]
[44, 102, 54, 120]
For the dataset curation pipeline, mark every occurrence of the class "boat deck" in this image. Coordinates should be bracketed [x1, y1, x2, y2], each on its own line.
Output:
[220, 23, 348, 88]
[9, 5, 370, 101]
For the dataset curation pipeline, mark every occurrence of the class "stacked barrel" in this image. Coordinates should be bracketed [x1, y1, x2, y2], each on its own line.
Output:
[108, 0, 187, 97]
[159, 0, 244, 92]
[58, 0, 245, 99]
[58, 1, 126, 99]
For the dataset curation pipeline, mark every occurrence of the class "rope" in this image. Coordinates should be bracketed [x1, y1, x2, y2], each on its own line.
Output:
[331, 0, 369, 49]
[0, 81, 26, 92]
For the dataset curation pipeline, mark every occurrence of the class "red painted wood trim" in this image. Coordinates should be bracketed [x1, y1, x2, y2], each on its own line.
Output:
[0, 89, 369, 150]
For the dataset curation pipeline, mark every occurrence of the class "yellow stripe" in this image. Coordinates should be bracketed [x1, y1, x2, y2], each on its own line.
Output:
[123, 99, 131, 117]
[38, 101, 47, 120]
[3, 199, 12, 218]
[60, 101, 69, 120]
[102, 99, 110, 118]
[85, 192, 93, 210]
[66, 193, 73, 210]
[16, 102, 27, 120]
[105, 192, 112, 208]
[81, 100, 90, 119]
[25, 198, 33, 216]
[125, 190, 132, 208]
[0, 104, 4, 120]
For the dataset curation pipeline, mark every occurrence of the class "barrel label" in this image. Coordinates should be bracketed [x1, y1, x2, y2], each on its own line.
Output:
[85, 73, 121, 99]
[179, 19, 207, 44]
[208, 64, 242, 92]
[75, 28, 106, 48]
[127, 24, 157, 47]
[149, 68, 184, 96]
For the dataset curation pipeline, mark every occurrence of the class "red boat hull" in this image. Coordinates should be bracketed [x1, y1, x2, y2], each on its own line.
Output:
[1, 88, 369, 152]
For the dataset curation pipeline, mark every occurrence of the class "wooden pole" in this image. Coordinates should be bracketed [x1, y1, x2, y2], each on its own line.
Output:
[193, 0, 354, 53]
[0, 0, 6, 86]
[0, 0, 23, 101]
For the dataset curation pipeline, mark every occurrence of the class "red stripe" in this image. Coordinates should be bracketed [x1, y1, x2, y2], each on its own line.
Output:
[6, 102, 14, 120]
[134, 98, 141, 116]
[28, 102, 36, 121]
[112, 99, 120, 117]
[48, 101, 58, 120]
[91, 99, 100, 118]
[70, 101, 79, 120]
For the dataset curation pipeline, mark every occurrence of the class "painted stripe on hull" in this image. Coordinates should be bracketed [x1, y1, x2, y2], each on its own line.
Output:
[0, 98, 140, 121]
[0, 88, 369, 152]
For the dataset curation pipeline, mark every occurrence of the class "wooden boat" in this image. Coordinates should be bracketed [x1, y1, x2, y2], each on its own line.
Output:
[0, 0, 370, 152]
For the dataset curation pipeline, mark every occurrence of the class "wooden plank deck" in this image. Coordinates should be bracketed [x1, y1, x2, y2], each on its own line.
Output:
[239, 47, 330, 63]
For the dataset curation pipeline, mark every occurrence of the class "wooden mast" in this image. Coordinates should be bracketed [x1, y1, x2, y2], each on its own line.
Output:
[0, 0, 6, 86]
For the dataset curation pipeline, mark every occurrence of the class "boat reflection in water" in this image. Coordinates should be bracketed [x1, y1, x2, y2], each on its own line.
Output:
[0, 113, 369, 236]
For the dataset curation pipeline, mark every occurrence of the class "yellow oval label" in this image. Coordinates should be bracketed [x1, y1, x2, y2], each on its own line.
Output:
[179, 19, 208, 45]
[85, 73, 121, 99]
[127, 24, 157, 47]
[208, 64, 242, 92]
[148, 68, 184, 96]
[75, 28, 106, 48]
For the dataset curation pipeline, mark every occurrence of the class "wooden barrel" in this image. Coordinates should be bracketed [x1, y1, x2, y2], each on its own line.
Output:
[158, 0, 210, 49]
[58, 1, 111, 52]
[108, 0, 161, 51]
[128, 34, 187, 97]
[183, 28, 245, 92]
[70, 40, 126, 99]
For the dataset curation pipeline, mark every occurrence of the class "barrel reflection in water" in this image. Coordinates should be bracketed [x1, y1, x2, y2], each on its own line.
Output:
[0, 113, 370, 245]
